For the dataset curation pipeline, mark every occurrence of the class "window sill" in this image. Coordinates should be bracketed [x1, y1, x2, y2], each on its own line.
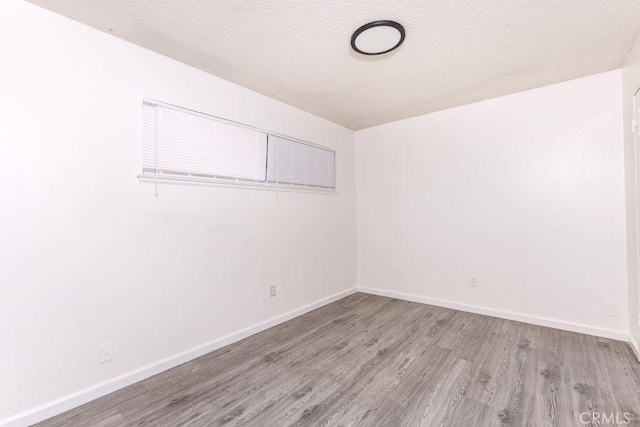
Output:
[137, 174, 339, 195]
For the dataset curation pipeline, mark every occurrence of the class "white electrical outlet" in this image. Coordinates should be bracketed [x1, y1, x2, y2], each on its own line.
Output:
[270, 286, 276, 297]
[470, 277, 478, 287]
[397, 267, 404, 278]
[606, 303, 618, 318]
[99, 342, 113, 364]
[637, 314, 640, 329]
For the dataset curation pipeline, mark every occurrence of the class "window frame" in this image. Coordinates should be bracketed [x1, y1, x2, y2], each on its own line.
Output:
[138, 99, 338, 195]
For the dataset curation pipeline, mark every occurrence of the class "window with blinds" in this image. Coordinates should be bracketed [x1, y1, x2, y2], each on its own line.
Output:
[266, 136, 336, 188]
[141, 100, 336, 191]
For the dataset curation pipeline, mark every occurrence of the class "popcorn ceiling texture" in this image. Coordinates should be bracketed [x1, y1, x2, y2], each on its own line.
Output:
[26, 0, 640, 130]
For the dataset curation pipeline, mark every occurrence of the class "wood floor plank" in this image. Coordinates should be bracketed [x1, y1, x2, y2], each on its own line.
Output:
[528, 326, 574, 427]
[488, 323, 541, 426]
[35, 293, 640, 427]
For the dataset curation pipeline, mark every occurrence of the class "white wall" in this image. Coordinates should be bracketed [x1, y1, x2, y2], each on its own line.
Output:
[0, 0, 356, 423]
[356, 71, 628, 339]
[622, 31, 640, 354]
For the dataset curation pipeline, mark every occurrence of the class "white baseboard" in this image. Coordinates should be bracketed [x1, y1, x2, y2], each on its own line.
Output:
[358, 286, 627, 341]
[629, 334, 640, 362]
[0, 287, 357, 427]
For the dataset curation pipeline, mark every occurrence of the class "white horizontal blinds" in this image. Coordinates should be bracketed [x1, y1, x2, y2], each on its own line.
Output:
[291, 140, 307, 185]
[142, 103, 158, 173]
[266, 135, 336, 188]
[305, 144, 318, 186]
[142, 102, 268, 183]
[328, 151, 336, 188]
[213, 123, 267, 181]
[318, 149, 336, 188]
[267, 136, 291, 184]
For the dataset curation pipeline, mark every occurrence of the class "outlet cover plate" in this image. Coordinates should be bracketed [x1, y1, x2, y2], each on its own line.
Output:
[99, 342, 113, 364]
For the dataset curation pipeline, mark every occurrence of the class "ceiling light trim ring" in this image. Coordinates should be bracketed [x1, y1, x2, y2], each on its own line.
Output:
[351, 20, 405, 56]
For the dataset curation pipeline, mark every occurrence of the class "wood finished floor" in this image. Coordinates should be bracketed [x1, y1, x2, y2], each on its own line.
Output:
[37, 293, 640, 426]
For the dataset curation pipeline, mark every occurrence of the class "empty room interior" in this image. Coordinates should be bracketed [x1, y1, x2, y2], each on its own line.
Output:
[4, 0, 640, 426]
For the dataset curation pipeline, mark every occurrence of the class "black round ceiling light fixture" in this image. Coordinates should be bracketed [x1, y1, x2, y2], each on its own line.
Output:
[350, 20, 405, 55]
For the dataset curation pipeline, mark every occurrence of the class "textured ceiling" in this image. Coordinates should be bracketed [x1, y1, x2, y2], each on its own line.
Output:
[27, 0, 640, 130]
